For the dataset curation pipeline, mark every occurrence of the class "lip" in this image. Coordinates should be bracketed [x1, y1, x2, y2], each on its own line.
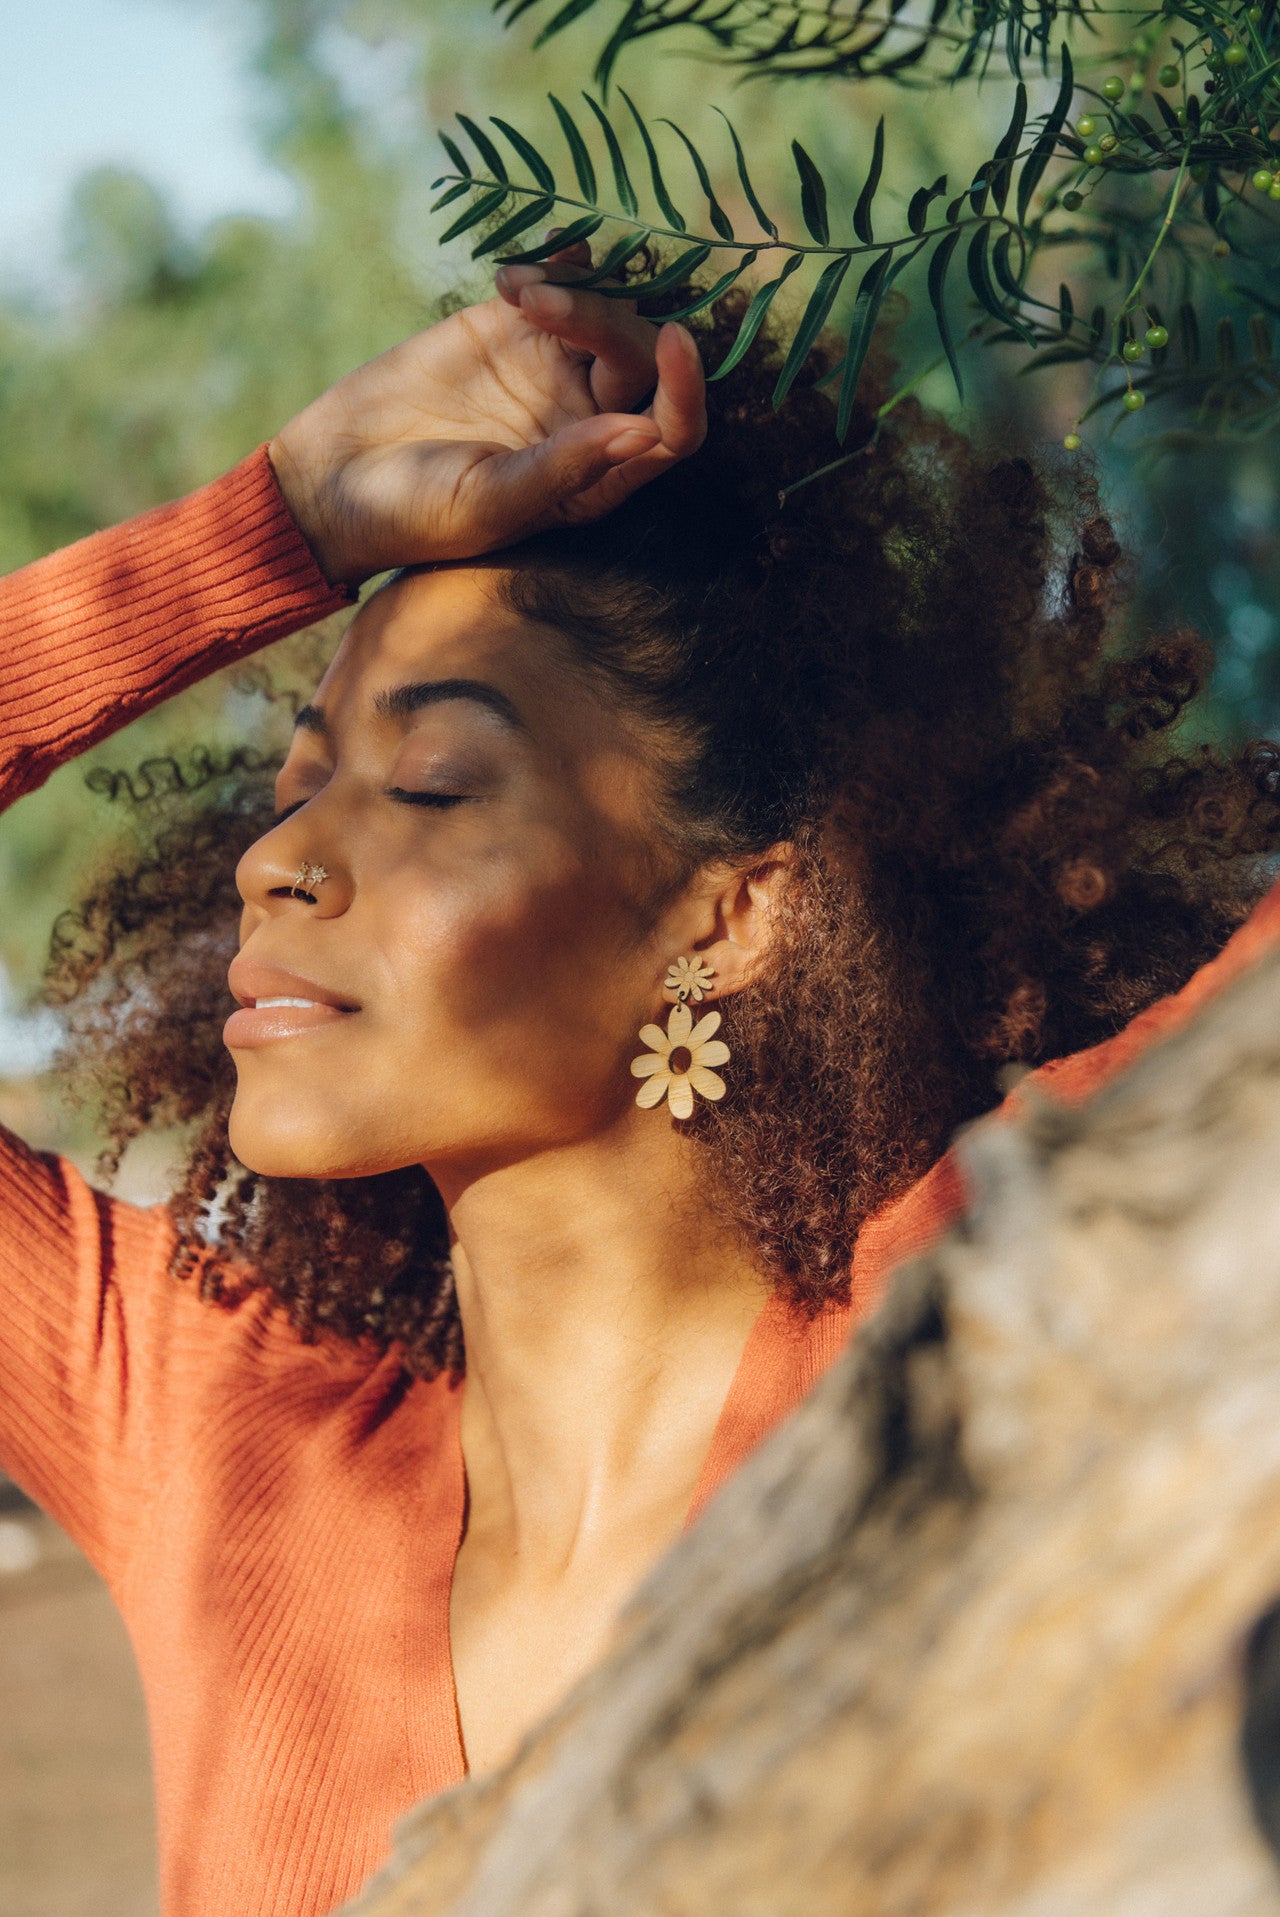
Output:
[224, 958, 360, 1051]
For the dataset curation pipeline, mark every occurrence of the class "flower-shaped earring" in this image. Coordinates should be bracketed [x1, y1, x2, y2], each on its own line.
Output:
[630, 955, 731, 1120]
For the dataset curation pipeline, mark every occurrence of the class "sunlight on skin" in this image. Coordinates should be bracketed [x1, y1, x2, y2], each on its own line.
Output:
[226, 564, 789, 1774]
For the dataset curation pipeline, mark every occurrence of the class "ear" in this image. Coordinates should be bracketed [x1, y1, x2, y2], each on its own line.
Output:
[665, 845, 794, 1002]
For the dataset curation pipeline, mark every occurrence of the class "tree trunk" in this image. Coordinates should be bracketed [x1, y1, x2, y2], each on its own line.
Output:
[342, 942, 1280, 1917]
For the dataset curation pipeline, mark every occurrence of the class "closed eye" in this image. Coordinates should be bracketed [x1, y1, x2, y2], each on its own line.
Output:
[387, 788, 469, 809]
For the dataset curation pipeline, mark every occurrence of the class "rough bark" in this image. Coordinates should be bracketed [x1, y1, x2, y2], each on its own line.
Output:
[343, 941, 1280, 1917]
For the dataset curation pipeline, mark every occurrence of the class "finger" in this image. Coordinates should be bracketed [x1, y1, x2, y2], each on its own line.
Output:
[446, 413, 662, 553]
[563, 324, 707, 518]
[515, 281, 657, 412]
[494, 236, 593, 306]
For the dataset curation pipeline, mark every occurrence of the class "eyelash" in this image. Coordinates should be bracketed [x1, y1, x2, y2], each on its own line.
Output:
[272, 791, 466, 824]
[387, 787, 468, 810]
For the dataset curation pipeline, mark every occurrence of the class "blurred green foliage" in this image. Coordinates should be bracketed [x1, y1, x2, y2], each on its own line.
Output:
[0, 0, 1275, 1155]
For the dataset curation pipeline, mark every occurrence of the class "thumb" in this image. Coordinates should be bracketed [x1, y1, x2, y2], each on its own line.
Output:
[460, 415, 660, 549]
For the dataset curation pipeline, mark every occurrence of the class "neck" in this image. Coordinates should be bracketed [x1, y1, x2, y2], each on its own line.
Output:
[434, 1114, 769, 1574]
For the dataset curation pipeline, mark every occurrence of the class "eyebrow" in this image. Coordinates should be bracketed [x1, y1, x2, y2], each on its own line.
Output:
[294, 678, 526, 738]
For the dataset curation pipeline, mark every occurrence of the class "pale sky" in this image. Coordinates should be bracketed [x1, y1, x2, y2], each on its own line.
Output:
[0, 0, 295, 286]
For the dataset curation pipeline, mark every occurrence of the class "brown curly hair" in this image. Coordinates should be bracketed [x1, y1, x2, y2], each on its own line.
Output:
[45, 285, 1280, 1382]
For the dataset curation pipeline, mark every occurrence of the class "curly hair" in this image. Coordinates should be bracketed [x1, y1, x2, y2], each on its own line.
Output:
[45, 285, 1280, 1382]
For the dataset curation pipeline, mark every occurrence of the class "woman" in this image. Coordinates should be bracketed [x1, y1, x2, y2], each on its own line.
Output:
[2, 244, 1277, 1917]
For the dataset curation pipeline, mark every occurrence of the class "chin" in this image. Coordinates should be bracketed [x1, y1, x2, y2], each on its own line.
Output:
[227, 1090, 392, 1182]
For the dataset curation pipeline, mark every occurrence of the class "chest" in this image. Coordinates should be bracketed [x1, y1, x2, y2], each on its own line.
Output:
[447, 1507, 688, 1777]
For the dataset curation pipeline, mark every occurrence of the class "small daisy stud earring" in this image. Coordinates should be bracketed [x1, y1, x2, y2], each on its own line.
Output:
[630, 955, 731, 1120]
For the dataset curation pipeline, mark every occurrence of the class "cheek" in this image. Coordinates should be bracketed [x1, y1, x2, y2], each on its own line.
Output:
[373, 828, 637, 1059]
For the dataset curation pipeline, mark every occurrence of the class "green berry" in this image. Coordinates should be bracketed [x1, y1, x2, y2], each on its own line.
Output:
[1225, 41, 1248, 63]
[1122, 388, 1146, 411]
[1099, 133, 1119, 152]
[1158, 63, 1180, 86]
[1063, 432, 1082, 451]
[1176, 107, 1188, 123]
[1123, 338, 1145, 361]
[1062, 189, 1084, 210]
[1270, 180, 1280, 198]
[1083, 144, 1105, 166]
[1145, 324, 1169, 349]
[1102, 74, 1126, 99]
[1213, 237, 1231, 257]
[1249, 5, 1264, 21]
[1075, 114, 1097, 137]
[1254, 168, 1275, 189]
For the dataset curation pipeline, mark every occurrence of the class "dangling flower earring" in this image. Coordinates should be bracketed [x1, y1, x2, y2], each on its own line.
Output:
[630, 956, 731, 1120]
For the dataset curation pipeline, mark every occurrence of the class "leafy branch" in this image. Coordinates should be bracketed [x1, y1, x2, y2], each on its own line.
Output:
[432, 56, 1280, 442]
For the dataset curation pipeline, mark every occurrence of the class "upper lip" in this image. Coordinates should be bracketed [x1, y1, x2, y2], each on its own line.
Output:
[227, 958, 361, 1012]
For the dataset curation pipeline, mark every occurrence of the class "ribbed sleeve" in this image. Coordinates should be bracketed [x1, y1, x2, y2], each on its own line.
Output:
[0, 446, 349, 1584]
[0, 445, 351, 809]
[0, 1126, 177, 1589]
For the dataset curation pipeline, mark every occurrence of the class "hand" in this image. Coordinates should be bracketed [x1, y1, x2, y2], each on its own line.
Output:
[267, 242, 706, 586]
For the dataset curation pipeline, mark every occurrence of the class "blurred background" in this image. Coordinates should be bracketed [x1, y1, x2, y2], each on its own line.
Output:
[0, 2, 1276, 1913]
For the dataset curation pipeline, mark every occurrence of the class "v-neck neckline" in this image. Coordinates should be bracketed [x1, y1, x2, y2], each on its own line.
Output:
[401, 1285, 856, 1798]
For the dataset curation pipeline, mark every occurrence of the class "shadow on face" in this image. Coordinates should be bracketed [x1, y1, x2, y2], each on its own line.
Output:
[224, 565, 690, 1187]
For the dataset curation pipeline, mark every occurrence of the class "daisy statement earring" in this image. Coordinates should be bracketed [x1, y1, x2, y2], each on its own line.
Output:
[630, 956, 731, 1120]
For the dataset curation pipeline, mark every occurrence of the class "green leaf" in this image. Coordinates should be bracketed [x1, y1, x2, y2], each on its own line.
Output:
[531, 0, 609, 49]
[1217, 315, 1236, 370]
[618, 90, 685, 231]
[439, 184, 512, 246]
[966, 225, 1012, 330]
[1016, 44, 1074, 224]
[549, 94, 597, 202]
[853, 118, 885, 246]
[598, 242, 713, 300]
[709, 254, 803, 383]
[575, 226, 652, 286]
[927, 228, 965, 400]
[471, 194, 556, 259]
[1250, 313, 1273, 363]
[713, 107, 778, 240]
[773, 255, 852, 408]
[837, 252, 892, 442]
[438, 132, 472, 180]
[595, 3, 648, 92]
[657, 120, 736, 240]
[456, 114, 510, 185]
[792, 140, 830, 246]
[660, 254, 757, 323]
[989, 81, 1028, 214]
[990, 231, 1023, 303]
[907, 173, 948, 235]
[1057, 280, 1075, 335]
[1152, 92, 1182, 136]
[430, 180, 473, 213]
[490, 118, 556, 193]
[496, 214, 604, 265]
[582, 93, 638, 217]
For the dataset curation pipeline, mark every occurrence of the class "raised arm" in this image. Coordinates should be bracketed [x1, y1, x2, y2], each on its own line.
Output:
[0, 260, 705, 1586]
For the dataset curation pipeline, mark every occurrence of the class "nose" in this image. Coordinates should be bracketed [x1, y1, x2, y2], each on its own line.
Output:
[235, 817, 352, 921]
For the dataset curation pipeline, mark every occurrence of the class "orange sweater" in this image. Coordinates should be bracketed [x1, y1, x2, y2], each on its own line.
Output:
[2, 448, 1278, 1917]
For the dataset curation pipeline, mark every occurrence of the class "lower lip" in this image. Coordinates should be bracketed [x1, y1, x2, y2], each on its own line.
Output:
[223, 1004, 356, 1049]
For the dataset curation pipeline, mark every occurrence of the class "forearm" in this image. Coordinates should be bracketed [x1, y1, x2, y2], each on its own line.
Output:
[0, 446, 351, 814]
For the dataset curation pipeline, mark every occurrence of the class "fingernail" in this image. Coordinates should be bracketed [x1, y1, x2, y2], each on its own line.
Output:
[607, 427, 658, 461]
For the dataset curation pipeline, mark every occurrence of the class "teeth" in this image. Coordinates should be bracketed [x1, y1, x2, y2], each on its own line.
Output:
[256, 996, 319, 1010]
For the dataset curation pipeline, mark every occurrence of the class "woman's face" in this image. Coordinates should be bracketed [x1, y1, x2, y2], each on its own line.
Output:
[227, 566, 691, 1188]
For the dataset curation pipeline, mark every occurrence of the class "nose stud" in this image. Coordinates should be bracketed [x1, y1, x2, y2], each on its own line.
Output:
[291, 862, 329, 899]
